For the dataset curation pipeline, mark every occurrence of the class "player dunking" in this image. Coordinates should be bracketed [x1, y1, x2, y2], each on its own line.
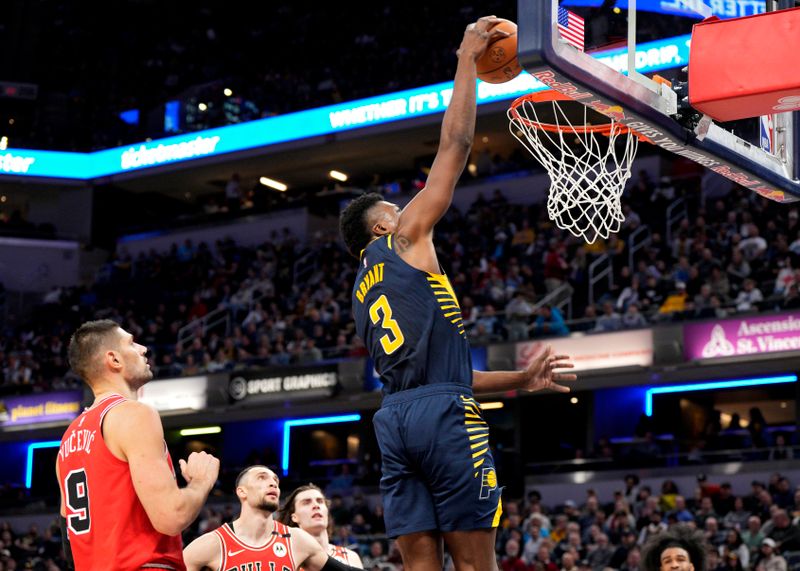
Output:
[56, 320, 220, 571]
[183, 466, 365, 571]
[339, 16, 577, 571]
[278, 484, 364, 568]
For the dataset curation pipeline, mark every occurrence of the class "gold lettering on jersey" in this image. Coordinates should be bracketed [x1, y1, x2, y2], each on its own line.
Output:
[355, 263, 385, 304]
[58, 429, 97, 460]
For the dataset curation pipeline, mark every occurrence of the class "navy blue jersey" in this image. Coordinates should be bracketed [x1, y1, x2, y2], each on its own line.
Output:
[352, 234, 472, 394]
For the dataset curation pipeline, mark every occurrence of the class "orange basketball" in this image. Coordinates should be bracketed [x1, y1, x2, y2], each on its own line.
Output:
[476, 19, 522, 84]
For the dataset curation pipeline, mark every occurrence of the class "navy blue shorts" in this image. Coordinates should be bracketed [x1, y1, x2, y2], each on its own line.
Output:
[373, 384, 503, 538]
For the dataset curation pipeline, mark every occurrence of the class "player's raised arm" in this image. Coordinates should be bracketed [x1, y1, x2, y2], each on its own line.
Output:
[396, 17, 509, 247]
[104, 400, 220, 536]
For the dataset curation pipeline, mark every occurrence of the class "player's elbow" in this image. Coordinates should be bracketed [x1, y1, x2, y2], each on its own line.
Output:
[441, 133, 473, 152]
[151, 516, 185, 537]
[149, 505, 192, 536]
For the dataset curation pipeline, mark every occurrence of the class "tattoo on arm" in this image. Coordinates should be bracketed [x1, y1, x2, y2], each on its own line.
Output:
[395, 234, 412, 254]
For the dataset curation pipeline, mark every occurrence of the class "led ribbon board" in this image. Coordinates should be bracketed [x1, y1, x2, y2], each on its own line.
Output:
[3, 35, 692, 181]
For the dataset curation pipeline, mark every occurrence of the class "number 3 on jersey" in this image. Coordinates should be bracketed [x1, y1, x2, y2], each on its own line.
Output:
[369, 294, 405, 354]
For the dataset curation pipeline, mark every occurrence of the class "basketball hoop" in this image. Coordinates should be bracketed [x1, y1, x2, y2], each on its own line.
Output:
[508, 90, 644, 243]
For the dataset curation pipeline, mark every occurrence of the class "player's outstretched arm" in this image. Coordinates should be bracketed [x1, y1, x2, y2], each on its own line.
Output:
[183, 532, 221, 571]
[395, 17, 509, 251]
[291, 527, 364, 571]
[104, 401, 220, 536]
[472, 345, 576, 394]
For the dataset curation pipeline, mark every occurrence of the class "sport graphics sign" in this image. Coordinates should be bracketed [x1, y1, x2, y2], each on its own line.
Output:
[684, 312, 800, 360]
[228, 365, 339, 404]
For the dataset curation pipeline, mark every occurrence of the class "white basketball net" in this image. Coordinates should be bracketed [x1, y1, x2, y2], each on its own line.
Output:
[508, 97, 640, 243]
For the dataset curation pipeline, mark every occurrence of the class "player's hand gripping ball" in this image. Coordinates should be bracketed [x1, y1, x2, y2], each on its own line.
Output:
[477, 19, 522, 84]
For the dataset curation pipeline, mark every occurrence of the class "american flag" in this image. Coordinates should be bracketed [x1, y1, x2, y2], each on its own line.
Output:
[558, 6, 585, 52]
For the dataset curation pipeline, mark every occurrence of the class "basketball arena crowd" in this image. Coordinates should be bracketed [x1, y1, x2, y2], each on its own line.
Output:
[2, 1, 798, 570]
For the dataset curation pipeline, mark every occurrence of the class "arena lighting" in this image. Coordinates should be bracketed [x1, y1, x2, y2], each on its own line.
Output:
[479, 402, 504, 410]
[329, 170, 348, 182]
[224, 88, 233, 97]
[4, 33, 692, 180]
[259, 177, 288, 191]
[282, 414, 361, 476]
[179, 426, 222, 436]
[26, 440, 61, 488]
[644, 374, 798, 417]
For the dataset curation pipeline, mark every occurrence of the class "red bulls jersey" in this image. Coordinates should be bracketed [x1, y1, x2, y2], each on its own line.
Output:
[57, 394, 185, 571]
[214, 521, 297, 571]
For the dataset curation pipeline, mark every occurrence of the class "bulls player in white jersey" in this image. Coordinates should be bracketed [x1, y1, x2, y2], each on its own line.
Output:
[277, 484, 364, 569]
[183, 466, 363, 571]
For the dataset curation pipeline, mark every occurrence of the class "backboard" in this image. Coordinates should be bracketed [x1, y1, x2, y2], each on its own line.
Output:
[516, 0, 800, 202]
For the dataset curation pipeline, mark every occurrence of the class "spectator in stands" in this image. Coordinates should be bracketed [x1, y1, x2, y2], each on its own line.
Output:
[739, 224, 768, 263]
[773, 477, 794, 509]
[722, 497, 752, 531]
[753, 538, 786, 571]
[621, 546, 642, 571]
[587, 533, 613, 571]
[530, 305, 569, 337]
[505, 291, 536, 341]
[742, 516, 765, 559]
[523, 517, 547, 564]
[659, 281, 689, 315]
[669, 496, 696, 524]
[594, 302, 622, 332]
[638, 509, 668, 546]
[727, 250, 752, 289]
[611, 530, 640, 569]
[501, 538, 528, 571]
[362, 541, 388, 570]
[768, 510, 800, 552]
[544, 240, 569, 293]
[721, 529, 749, 570]
[735, 278, 764, 311]
[695, 497, 719, 528]
[561, 551, 579, 571]
[535, 543, 559, 571]
[769, 435, 792, 463]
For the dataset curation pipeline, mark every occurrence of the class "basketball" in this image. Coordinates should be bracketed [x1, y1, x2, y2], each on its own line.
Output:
[476, 19, 522, 84]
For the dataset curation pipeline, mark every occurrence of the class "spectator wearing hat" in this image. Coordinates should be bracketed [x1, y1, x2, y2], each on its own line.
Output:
[754, 538, 787, 571]
[610, 530, 639, 569]
[659, 281, 688, 314]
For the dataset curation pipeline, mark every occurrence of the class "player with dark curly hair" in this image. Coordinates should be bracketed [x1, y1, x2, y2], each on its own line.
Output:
[642, 525, 707, 571]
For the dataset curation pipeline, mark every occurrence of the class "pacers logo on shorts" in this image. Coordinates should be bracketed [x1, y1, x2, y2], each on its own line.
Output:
[479, 467, 498, 500]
